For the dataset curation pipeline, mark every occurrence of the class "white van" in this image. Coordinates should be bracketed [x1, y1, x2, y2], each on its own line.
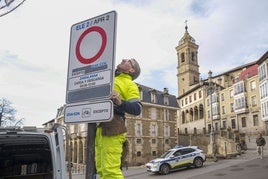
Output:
[0, 125, 67, 179]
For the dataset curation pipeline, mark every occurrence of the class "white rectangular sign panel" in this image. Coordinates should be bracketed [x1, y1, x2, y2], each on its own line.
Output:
[68, 70, 111, 91]
[64, 100, 113, 123]
[66, 11, 117, 104]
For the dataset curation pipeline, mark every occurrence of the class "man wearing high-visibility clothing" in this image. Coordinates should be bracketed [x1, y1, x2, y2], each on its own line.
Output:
[95, 58, 142, 179]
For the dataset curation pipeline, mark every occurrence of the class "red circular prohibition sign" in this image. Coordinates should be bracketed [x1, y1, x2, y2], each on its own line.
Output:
[75, 26, 107, 64]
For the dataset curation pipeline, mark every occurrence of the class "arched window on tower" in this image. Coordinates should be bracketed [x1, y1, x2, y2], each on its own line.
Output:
[191, 52, 195, 61]
[181, 53, 185, 63]
[182, 111, 186, 124]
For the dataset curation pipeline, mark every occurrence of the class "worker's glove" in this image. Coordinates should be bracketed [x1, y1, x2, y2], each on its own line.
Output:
[111, 91, 122, 106]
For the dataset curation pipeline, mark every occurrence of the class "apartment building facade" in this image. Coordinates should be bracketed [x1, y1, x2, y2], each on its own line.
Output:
[257, 52, 268, 123]
[44, 84, 179, 172]
[176, 26, 268, 136]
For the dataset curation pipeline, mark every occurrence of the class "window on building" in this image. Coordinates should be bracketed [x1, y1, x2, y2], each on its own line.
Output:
[215, 122, 219, 131]
[164, 125, 170, 137]
[250, 81, 256, 91]
[212, 105, 218, 116]
[231, 119, 236, 129]
[251, 96, 257, 107]
[208, 124, 212, 133]
[165, 139, 169, 144]
[222, 121, 227, 129]
[199, 91, 202, 98]
[185, 97, 188, 105]
[230, 90, 234, 98]
[230, 103, 234, 112]
[152, 151, 157, 156]
[222, 106, 225, 114]
[191, 52, 195, 61]
[189, 96, 192, 103]
[184, 128, 188, 134]
[262, 101, 268, 118]
[150, 124, 157, 136]
[151, 108, 157, 120]
[136, 138, 142, 144]
[208, 110, 210, 118]
[199, 105, 204, 119]
[137, 151, 141, 157]
[152, 139, 156, 144]
[194, 128, 197, 134]
[235, 96, 246, 110]
[260, 82, 268, 99]
[241, 117, 246, 127]
[221, 93, 225, 101]
[203, 127, 206, 134]
[136, 123, 142, 136]
[253, 115, 259, 126]
[234, 81, 245, 95]
[164, 95, 169, 105]
[212, 93, 217, 103]
[151, 92, 157, 103]
[258, 63, 267, 81]
[194, 93, 197, 100]
[182, 111, 186, 124]
[181, 99, 184, 107]
[190, 108, 194, 121]
[164, 109, 169, 121]
[181, 53, 185, 63]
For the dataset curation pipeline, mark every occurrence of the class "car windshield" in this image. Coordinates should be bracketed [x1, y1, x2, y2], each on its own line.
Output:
[159, 150, 173, 158]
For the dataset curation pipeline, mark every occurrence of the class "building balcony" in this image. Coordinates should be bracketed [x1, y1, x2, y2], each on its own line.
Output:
[234, 107, 249, 114]
[212, 114, 221, 120]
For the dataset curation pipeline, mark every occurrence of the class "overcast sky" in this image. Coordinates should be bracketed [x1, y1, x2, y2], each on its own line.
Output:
[0, 0, 267, 127]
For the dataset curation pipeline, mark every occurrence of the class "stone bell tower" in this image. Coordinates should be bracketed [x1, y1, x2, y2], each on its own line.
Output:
[175, 23, 200, 97]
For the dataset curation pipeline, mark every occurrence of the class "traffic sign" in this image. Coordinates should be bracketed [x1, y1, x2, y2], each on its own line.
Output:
[66, 11, 117, 104]
[65, 11, 117, 123]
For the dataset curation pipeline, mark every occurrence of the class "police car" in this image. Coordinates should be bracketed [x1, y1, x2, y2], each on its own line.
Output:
[146, 146, 206, 175]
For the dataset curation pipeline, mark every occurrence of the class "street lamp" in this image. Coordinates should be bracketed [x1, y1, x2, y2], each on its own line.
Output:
[208, 70, 217, 162]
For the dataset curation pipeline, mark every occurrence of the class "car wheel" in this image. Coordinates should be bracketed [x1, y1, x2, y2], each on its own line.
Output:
[193, 157, 203, 168]
[160, 164, 170, 175]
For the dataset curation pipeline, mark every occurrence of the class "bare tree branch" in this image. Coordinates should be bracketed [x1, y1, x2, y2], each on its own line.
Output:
[0, 98, 23, 127]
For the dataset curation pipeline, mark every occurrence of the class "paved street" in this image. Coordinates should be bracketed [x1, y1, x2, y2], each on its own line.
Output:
[187, 155, 268, 179]
[121, 149, 268, 179]
[72, 136, 268, 179]
[121, 136, 268, 179]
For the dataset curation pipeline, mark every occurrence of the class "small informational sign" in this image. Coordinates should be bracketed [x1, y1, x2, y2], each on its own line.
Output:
[66, 11, 117, 104]
[64, 100, 113, 123]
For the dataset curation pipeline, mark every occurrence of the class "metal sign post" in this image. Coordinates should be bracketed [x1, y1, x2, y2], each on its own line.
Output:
[65, 11, 117, 179]
[85, 123, 96, 179]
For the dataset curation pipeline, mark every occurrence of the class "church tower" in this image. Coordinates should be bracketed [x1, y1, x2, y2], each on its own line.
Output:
[176, 23, 200, 97]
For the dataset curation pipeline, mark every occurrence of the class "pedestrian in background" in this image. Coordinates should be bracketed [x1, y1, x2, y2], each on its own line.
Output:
[256, 133, 266, 159]
[95, 58, 142, 179]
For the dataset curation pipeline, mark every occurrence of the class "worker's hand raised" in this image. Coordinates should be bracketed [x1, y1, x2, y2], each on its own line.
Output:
[111, 91, 122, 106]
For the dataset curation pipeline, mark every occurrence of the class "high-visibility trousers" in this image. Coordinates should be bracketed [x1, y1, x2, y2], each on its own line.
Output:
[95, 127, 126, 179]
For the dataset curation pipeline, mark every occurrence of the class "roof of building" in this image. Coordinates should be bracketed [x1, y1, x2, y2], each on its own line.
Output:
[212, 60, 257, 79]
[239, 64, 258, 80]
[256, 51, 268, 65]
[137, 83, 179, 108]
